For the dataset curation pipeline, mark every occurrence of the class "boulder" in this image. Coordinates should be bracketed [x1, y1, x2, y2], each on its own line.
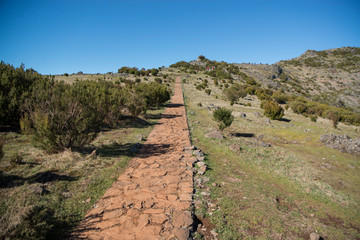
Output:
[310, 232, 321, 240]
[196, 162, 206, 168]
[193, 149, 204, 157]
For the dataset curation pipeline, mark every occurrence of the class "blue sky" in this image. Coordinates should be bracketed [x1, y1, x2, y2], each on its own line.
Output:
[1, 0, 359, 74]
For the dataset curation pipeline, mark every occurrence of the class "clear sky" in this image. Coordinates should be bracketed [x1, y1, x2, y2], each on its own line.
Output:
[1, 0, 359, 75]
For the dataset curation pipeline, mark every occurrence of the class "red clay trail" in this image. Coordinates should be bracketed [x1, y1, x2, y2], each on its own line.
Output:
[72, 77, 194, 240]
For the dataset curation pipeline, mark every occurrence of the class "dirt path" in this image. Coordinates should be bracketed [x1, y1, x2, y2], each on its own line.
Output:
[72, 77, 194, 240]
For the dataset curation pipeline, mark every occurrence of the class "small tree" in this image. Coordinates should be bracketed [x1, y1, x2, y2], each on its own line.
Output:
[262, 100, 284, 120]
[213, 108, 234, 131]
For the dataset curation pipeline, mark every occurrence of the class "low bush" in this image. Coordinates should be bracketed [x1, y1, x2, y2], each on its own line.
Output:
[223, 84, 247, 104]
[134, 82, 170, 107]
[310, 115, 317, 122]
[23, 80, 105, 151]
[272, 91, 289, 104]
[261, 100, 284, 120]
[213, 108, 234, 131]
[154, 78, 162, 84]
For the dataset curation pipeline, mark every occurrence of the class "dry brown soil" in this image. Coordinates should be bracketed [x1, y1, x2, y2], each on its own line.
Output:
[71, 77, 194, 239]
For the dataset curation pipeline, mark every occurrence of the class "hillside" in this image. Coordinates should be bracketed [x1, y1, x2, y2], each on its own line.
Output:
[234, 47, 360, 112]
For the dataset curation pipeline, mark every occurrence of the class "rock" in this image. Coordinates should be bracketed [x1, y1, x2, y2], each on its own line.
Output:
[264, 118, 271, 124]
[193, 149, 204, 157]
[198, 167, 207, 175]
[136, 134, 143, 142]
[208, 202, 217, 209]
[210, 229, 218, 239]
[205, 130, 223, 140]
[196, 161, 206, 168]
[28, 184, 45, 195]
[196, 156, 205, 161]
[174, 228, 190, 240]
[173, 210, 193, 228]
[86, 150, 97, 159]
[195, 178, 203, 188]
[189, 111, 194, 115]
[310, 232, 321, 240]
[259, 142, 271, 147]
[202, 177, 210, 183]
[320, 134, 360, 154]
[240, 113, 247, 118]
[184, 145, 196, 151]
[253, 112, 261, 117]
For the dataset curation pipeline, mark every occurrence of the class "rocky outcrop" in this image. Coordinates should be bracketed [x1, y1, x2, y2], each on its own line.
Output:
[320, 134, 360, 154]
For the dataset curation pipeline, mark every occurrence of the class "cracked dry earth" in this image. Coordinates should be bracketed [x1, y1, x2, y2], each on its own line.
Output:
[72, 77, 195, 240]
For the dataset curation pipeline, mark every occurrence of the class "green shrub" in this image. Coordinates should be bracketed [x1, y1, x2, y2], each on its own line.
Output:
[134, 82, 170, 107]
[255, 88, 272, 100]
[272, 91, 289, 104]
[213, 107, 234, 131]
[0, 62, 43, 126]
[24, 81, 105, 151]
[195, 82, 207, 90]
[245, 85, 257, 95]
[223, 85, 246, 103]
[262, 100, 284, 120]
[154, 78, 162, 84]
[205, 89, 212, 95]
[310, 115, 317, 122]
[245, 78, 256, 85]
[290, 101, 307, 114]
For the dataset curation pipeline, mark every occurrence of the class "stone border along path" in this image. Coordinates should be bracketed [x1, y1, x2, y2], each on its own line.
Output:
[71, 77, 196, 240]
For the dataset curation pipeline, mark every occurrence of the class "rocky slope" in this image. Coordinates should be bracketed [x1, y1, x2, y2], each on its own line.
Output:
[235, 47, 360, 111]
